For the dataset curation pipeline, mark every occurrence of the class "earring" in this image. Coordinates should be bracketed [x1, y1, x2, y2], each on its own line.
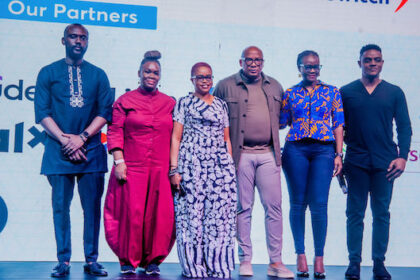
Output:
[298, 73, 302, 78]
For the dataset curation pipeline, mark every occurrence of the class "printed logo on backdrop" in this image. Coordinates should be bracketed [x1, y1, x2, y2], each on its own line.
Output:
[0, 0, 157, 29]
[0, 196, 7, 234]
[405, 141, 420, 173]
[327, 0, 409, 12]
[395, 0, 408, 12]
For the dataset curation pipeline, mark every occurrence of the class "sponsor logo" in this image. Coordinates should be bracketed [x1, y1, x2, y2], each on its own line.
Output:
[328, 0, 390, 5]
[0, 122, 46, 152]
[0, 0, 157, 29]
[0, 196, 7, 234]
[0, 79, 35, 102]
[101, 132, 107, 150]
[327, 0, 409, 12]
[404, 141, 420, 173]
[395, 0, 408, 12]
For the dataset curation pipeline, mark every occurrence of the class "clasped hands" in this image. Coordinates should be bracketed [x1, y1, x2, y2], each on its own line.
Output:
[60, 133, 87, 162]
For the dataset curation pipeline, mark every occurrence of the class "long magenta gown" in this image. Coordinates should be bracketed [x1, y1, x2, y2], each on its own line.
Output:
[104, 87, 176, 268]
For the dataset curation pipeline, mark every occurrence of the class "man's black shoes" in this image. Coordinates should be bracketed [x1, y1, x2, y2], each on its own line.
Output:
[84, 262, 108, 277]
[345, 262, 360, 280]
[51, 263, 70, 278]
[373, 261, 391, 280]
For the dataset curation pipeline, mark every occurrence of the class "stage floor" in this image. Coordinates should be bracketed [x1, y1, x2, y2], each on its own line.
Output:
[0, 262, 418, 280]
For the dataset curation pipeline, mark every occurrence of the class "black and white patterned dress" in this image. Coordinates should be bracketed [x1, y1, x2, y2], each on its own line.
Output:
[173, 94, 237, 278]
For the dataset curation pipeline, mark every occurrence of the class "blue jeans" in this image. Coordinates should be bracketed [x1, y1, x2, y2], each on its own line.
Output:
[282, 140, 334, 256]
[47, 173, 104, 263]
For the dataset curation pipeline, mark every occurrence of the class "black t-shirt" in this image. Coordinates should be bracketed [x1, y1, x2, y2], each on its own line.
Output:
[340, 79, 412, 169]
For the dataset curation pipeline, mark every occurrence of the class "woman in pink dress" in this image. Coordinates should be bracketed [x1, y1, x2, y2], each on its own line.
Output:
[104, 50, 176, 275]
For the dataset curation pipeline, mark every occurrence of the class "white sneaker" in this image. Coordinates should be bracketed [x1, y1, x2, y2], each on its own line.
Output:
[239, 262, 253, 276]
[267, 264, 295, 278]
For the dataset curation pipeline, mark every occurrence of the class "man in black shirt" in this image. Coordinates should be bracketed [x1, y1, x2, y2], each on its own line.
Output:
[341, 44, 412, 280]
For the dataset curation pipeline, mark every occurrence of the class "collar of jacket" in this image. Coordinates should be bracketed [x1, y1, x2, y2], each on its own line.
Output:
[234, 70, 271, 86]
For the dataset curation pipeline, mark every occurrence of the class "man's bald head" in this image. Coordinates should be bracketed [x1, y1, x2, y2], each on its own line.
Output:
[64, 23, 89, 38]
[241, 46, 263, 59]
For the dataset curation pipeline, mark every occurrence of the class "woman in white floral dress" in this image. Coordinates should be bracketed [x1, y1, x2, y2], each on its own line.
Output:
[170, 62, 237, 278]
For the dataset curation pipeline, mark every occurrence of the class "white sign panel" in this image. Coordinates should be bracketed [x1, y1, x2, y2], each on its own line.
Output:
[0, 0, 419, 267]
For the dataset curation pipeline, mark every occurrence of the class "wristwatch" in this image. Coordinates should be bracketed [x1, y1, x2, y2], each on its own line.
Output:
[335, 152, 344, 158]
[81, 131, 89, 139]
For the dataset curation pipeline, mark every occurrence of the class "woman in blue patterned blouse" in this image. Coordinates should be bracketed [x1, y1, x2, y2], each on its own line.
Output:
[280, 50, 344, 279]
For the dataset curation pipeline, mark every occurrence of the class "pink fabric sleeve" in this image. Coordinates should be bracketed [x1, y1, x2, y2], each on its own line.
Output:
[107, 97, 126, 153]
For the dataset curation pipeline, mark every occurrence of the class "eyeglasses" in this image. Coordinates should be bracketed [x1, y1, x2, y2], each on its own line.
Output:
[191, 75, 213, 81]
[242, 58, 264, 66]
[299, 64, 322, 71]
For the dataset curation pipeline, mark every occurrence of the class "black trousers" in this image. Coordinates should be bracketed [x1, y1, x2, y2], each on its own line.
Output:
[47, 173, 105, 263]
[344, 162, 394, 263]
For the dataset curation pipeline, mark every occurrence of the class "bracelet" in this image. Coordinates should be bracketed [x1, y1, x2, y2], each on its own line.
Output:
[169, 168, 179, 177]
[335, 152, 344, 158]
[114, 159, 125, 166]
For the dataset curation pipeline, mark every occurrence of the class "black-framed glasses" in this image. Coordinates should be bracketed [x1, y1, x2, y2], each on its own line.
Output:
[191, 75, 213, 81]
[242, 57, 264, 66]
[299, 64, 322, 71]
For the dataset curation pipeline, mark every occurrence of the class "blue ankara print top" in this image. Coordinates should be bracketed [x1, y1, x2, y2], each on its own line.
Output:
[280, 80, 344, 142]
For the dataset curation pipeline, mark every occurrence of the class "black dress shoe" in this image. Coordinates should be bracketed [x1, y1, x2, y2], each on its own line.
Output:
[373, 261, 391, 280]
[296, 271, 309, 278]
[51, 263, 70, 278]
[95, 262, 104, 269]
[314, 272, 326, 279]
[345, 262, 360, 280]
[84, 262, 108, 277]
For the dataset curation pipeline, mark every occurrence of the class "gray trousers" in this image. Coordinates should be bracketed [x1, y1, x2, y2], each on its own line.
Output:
[237, 151, 283, 263]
